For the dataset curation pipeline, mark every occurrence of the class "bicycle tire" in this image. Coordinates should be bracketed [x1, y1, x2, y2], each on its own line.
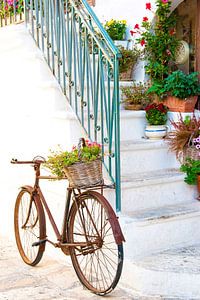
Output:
[68, 190, 124, 295]
[14, 187, 46, 266]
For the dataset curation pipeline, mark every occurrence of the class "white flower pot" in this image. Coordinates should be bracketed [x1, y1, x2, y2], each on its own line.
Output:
[145, 125, 168, 139]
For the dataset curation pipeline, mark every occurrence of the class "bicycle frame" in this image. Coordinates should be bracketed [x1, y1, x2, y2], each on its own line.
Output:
[15, 159, 105, 252]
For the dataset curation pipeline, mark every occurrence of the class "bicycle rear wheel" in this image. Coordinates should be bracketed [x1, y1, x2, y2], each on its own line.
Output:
[68, 191, 124, 295]
[14, 188, 46, 266]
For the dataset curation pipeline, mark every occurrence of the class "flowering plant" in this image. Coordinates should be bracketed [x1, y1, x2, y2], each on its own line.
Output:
[145, 102, 168, 125]
[0, 0, 23, 16]
[121, 81, 153, 107]
[130, 0, 178, 83]
[104, 19, 127, 40]
[45, 139, 101, 178]
[166, 115, 200, 159]
[193, 136, 200, 155]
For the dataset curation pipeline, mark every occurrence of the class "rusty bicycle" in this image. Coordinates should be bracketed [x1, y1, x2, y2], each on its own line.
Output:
[11, 157, 125, 295]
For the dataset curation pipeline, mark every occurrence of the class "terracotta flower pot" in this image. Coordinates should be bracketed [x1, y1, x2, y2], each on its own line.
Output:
[124, 103, 142, 110]
[163, 96, 198, 112]
[119, 68, 133, 81]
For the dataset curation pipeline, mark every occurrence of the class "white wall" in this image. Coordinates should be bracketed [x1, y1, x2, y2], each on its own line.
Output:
[93, 0, 156, 39]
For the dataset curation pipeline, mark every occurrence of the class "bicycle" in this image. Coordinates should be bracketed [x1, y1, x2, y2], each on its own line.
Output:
[11, 156, 125, 295]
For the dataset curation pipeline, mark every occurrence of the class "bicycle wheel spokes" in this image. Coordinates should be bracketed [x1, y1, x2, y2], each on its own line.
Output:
[69, 192, 123, 295]
[14, 189, 46, 266]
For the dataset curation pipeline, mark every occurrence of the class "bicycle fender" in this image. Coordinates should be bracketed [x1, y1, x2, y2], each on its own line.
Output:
[21, 185, 34, 193]
[81, 190, 125, 245]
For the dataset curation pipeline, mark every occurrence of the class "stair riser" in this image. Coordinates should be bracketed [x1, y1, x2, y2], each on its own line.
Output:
[120, 113, 146, 141]
[122, 214, 200, 260]
[120, 147, 179, 174]
[120, 181, 197, 212]
[122, 259, 200, 298]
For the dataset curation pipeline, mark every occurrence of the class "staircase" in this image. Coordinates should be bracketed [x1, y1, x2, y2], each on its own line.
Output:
[117, 102, 200, 298]
[2, 0, 200, 297]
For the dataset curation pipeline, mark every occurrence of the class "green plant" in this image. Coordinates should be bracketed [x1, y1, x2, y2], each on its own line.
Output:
[180, 158, 200, 185]
[121, 81, 153, 107]
[104, 19, 127, 40]
[145, 102, 168, 125]
[166, 114, 200, 158]
[118, 46, 141, 73]
[130, 0, 178, 83]
[45, 140, 101, 178]
[163, 71, 200, 99]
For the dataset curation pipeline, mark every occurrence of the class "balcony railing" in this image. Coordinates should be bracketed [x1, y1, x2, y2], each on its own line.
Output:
[24, 0, 122, 211]
[0, 0, 23, 27]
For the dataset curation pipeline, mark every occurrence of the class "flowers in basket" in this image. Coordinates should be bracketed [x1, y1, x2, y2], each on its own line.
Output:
[145, 103, 168, 125]
[45, 139, 103, 188]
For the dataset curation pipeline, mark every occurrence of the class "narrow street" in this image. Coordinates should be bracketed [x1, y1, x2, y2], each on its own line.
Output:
[0, 23, 139, 300]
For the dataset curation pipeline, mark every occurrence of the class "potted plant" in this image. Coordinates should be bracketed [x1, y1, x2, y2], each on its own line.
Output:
[166, 114, 200, 160]
[144, 102, 169, 139]
[118, 46, 141, 81]
[162, 71, 200, 112]
[121, 81, 153, 110]
[104, 19, 127, 48]
[180, 157, 200, 200]
[44, 138, 103, 187]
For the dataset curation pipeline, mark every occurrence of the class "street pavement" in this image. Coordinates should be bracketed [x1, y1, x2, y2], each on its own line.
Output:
[0, 236, 139, 300]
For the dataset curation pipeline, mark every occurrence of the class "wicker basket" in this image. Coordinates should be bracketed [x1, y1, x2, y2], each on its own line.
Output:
[64, 159, 103, 188]
[182, 145, 200, 163]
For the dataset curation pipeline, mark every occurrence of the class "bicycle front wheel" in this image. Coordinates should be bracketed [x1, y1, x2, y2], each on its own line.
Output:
[68, 191, 124, 295]
[14, 188, 46, 266]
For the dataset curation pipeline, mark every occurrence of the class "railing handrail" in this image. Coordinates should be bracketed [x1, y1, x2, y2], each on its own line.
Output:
[78, 0, 121, 58]
[25, 0, 122, 211]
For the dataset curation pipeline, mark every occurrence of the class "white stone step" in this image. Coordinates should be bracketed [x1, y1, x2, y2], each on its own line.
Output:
[120, 169, 198, 212]
[122, 243, 200, 298]
[120, 139, 179, 175]
[120, 202, 200, 260]
[120, 110, 146, 141]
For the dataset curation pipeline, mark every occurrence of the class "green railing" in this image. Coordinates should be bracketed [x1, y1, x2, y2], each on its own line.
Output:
[0, 0, 23, 27]
[25, 0, 122, 211]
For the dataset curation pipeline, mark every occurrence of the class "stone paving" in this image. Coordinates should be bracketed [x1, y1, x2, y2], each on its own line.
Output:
[0, 236, 139, 300]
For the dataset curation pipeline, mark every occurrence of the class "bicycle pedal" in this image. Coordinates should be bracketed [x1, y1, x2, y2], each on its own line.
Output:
[32, 239, 47, 247]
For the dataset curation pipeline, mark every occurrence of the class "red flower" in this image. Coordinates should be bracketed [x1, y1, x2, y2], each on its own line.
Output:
[134, 24, 140, 30]
[140, 39, 146, 46]
[130, 30, 137, 36]
[143, 17, 149, 22]
[169, 28, 176, 35]
[162, 0, 168, 3]
[146, 2, 151, 10]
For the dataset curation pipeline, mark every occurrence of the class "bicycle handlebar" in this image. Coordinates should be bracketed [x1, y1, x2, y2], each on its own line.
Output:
[11, 156, 46, 165]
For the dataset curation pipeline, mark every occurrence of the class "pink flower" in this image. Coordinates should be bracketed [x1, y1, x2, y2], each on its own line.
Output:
[146, 2, 151, 10]
[162, 0, 169, 3]
[143, 17, 149, 22]
[166, 49, 171, 56]
[140, 39, 146, 46]
[134, 24, 140, 30]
